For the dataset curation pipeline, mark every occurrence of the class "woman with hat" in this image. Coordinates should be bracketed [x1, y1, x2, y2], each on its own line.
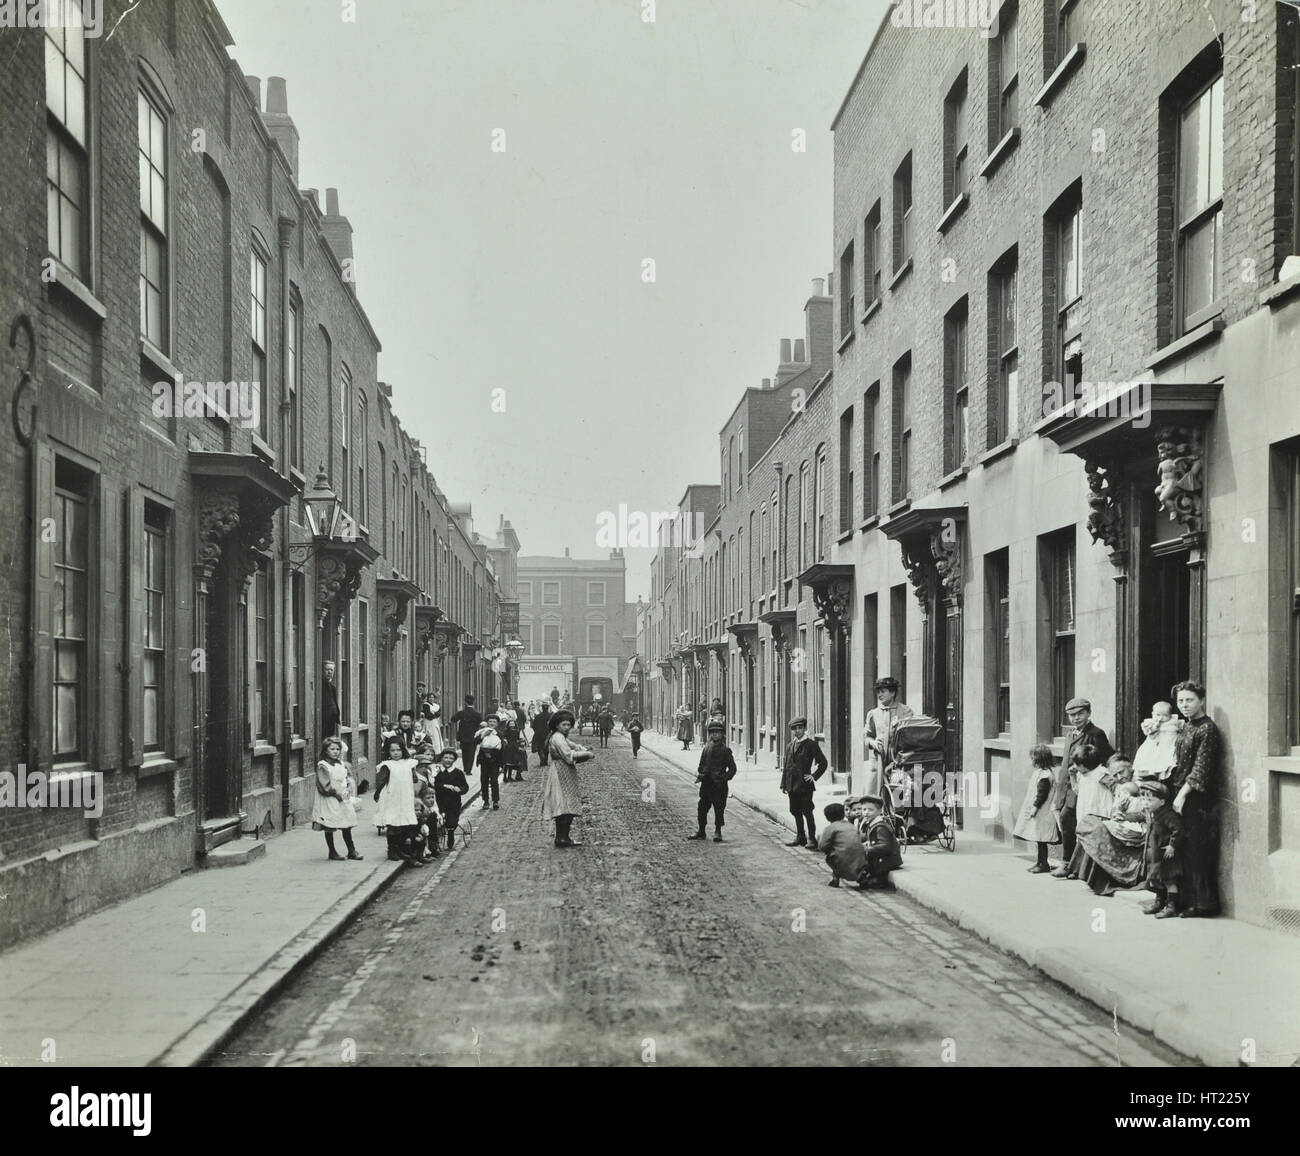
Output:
[543, 709, 593, 848]
[863, 676, 914, 798]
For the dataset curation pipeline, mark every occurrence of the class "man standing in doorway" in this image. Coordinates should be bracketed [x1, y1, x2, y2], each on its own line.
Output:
[1052, 696, 1114, 877]
[450, 694, 483, 781]
[781, 717, 828, 849]
[321, 661, 340, 739]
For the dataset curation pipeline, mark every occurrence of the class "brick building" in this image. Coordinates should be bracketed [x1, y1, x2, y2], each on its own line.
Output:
[516, 550, 635, 709]
[639, 1, 1300, 929]
[0, 0, 508, 947]
[825, 0, 1300, 928]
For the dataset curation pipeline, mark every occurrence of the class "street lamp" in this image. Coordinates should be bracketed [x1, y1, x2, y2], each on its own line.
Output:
[302, 464, 342, 541]
[505, 637, 524, 698]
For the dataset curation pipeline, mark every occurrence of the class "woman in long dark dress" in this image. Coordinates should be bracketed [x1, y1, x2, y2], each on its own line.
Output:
[542, 710, 592, 848]
[1160, 680, 1222, 918]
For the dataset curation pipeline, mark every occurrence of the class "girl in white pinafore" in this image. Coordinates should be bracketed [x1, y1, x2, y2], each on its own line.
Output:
[373, 735, 423, 865]
[313, 737, 363, 860]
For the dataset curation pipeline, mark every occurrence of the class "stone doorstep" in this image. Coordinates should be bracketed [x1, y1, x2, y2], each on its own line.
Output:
[200, 837, 268, 868]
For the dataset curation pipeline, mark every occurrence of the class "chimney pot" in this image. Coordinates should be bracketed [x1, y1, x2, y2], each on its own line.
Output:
[794, 338, 806, 362]
[266, 76, 289, 114]
[812, 277, 825, 297]
[326, 188, 341, 216]
[244, 75, 261, 109]
[762, 378, 772, 390]
[780, 338, 792, 363]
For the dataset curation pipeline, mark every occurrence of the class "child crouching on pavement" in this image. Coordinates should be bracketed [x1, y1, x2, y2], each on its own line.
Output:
[858, 795, 902, 889]
[817, 803, 871, 888]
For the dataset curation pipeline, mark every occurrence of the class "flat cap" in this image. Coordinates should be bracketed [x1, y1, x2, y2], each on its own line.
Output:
[789, 716, 808, 729]
[1065, 697, 1092, 711]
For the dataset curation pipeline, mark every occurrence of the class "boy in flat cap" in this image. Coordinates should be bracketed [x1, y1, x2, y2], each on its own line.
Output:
[858, 794, 902, 889]
[688, 720, 737, 842]
[1052, 696, 1114, 876]
[780, 717, 828, 849]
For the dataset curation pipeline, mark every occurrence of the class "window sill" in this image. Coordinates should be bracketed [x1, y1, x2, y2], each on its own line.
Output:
[50, 762, 94, 782]
[1144, 310, 1225, 371]
[138, 755, 178, 780]
[1264, 756, 1300, 777]
[888, 259, 913, 292]
[979, 128, 1020, 179]
[836, 528, 854, 545]
[1034, 43, 1086, 109]
[140, 337, 180, 384]
[836, 329, 856, 355]
[974, 438, 1018, 468]
[938, 465, 968, 491]
[935, 192, 969, 235]
[860, 297, 882, 327]
[858, 514, 880, 533]
[48, 260, 108, 321]
[289, 465, 307, 487]
[888, 498, 912, 516]
[251, 433, 275, 462]
[291, 737, 306, 751]
[252, 742, 277, 758]
[1260, 270, 1300, 310]
[983, 737, 1012, 754]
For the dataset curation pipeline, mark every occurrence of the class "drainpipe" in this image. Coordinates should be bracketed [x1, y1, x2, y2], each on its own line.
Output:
[276, 214, 296, 831]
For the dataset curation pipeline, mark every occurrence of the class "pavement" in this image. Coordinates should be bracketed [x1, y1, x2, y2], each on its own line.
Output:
[638, 728, 1300, 1067]
[0, 779, 480, 1067]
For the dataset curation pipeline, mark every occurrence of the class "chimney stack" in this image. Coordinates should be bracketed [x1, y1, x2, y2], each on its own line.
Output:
[761, 377, 772, 390]
[780, 338, 793, 363]
[793, 338, 806, 362]
[262, 76, 300, 182]
[321, 187, 355, 282]
[244, 75, 261, 109]
[565, 546, 571, 558]
[812, 277, 825, 297]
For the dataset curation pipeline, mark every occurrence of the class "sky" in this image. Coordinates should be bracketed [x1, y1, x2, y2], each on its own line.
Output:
[217, 0, 889, 601]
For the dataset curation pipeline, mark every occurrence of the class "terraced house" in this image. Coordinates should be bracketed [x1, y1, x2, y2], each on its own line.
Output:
[0, 0, 511, 947]
[829, 0, 1300, 928]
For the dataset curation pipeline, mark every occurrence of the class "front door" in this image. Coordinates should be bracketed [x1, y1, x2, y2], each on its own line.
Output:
[1138, 545, 1192, 721]
[201, 551, 245, 829]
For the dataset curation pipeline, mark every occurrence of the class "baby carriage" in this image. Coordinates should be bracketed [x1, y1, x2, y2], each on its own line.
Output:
[887, 715, 956, 851]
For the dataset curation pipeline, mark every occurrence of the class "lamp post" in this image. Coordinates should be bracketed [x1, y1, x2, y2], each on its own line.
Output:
[505, 637, 524, 700]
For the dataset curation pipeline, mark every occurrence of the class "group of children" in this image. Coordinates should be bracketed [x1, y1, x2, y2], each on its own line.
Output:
[372, 736, 471, 867]
[1014, 699, 1185, 911]
[688, 717, 904, 892]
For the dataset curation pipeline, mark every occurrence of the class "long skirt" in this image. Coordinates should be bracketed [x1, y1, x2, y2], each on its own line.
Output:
[1177, 793, 1220, 913]
[541, 759, 582, 821]
[1077, 825, 1146, 890]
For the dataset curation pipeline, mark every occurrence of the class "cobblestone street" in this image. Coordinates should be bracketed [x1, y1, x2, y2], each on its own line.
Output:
[213, 735, 1184, 1067]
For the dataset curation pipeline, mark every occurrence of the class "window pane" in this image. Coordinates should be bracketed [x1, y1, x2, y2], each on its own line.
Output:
[56, 638, 80, 681]
[150, 170, 166, 231]
[150, 107, 165, 166]
[55, 683, 79, 754]
[45, 36, 64, 118]
[144, 686, 159, 748]
[1182, 215, 1218, 319]
[139, 153, 151, 217]
[1207, 76, 1223, 202]
[1001, 16, 1017, 80]
[65, 69, 85, 144]
[1179, 91, 1209, 220]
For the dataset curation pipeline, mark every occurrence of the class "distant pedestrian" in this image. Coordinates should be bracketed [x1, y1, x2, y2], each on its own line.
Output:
[675, 706, 694, 750]
[628, 713, 643, 757]
[597, 707, 614, 748]
[433, 747, 470, 849]
[543, 709, 594, 848]
[1014, 742, 1061, 874]
[687, 720, 736, 842]
[816, 803, 869, 888]
[780, 717, 827, 849]
[473, 716, 504, 810]
[532, 703, 552, 768]
[313, 738, 363, 861]
[450, 694, 483, 779]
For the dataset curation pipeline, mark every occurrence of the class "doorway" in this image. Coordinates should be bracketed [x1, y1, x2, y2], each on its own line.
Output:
[1138, 543, 1192, 719]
